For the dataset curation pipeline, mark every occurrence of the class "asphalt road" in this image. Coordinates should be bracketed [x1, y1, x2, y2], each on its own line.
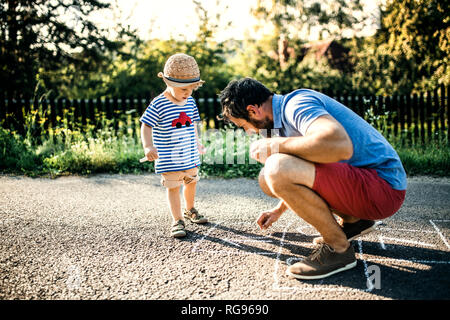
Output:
[0, 174, 449, 300]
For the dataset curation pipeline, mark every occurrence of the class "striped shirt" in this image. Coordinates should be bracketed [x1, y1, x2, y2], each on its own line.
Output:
[140, 94, 201, 173]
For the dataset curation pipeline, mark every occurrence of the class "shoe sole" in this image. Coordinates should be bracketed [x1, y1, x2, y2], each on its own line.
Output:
[286, 260, 357, 280]
[171, 230, 187, 238]
[313, 223, 379, 245]
[184, 216, 208, 224]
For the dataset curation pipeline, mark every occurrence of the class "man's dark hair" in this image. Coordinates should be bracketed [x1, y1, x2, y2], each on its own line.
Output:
[218, 77, 273, 122]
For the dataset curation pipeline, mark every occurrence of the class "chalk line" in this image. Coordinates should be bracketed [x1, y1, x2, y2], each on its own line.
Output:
[430, 220, 450, 250]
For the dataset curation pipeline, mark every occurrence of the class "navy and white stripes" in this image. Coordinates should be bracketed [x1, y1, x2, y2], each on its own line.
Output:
[140, 94, 201, 173]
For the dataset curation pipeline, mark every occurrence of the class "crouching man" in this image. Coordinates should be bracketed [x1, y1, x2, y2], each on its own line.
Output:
[219, 78, 406, 279]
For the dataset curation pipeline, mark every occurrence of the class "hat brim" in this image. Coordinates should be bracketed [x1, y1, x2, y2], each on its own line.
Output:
[162, 78, 205, 88]
[158, 72, 204, 88]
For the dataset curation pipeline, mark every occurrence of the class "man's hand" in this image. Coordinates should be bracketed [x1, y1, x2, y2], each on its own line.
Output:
[256, 208, 283, 230]
[144, 146, 159, 161]
[250, 138, 281, 164]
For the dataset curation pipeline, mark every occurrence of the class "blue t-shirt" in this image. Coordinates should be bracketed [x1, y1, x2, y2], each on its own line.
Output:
[272, 89, 407, 190]
[140, 94, 201, 174]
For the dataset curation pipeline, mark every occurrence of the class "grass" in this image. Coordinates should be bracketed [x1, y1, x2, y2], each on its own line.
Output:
[1, 124, 449, 179]
[0, 105, 449, 178]
[395, 141, 450, 176]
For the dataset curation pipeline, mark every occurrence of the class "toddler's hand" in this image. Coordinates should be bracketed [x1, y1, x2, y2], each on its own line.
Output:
[197, 143, 206, 155]
[144, 146, 159, 162]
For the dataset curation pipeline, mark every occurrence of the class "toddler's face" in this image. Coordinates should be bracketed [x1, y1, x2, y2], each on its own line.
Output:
[166, 84, 198, 103]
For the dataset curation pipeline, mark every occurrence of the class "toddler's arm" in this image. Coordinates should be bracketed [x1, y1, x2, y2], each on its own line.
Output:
[194, 121, 206, 155]
[140, 123, 158, 162]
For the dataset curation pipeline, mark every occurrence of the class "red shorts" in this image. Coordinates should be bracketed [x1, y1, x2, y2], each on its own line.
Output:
[312, 163, 406, 220]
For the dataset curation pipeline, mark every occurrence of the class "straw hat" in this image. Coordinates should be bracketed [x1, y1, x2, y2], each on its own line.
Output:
[158, 53, 205, 88]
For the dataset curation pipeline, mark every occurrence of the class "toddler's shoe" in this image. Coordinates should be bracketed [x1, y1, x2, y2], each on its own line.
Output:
[184, 207, 208, 224]
[171, 220, 187, 238]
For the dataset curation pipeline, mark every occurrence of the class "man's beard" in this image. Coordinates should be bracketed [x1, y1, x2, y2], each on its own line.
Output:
[249, 116, 274, 137]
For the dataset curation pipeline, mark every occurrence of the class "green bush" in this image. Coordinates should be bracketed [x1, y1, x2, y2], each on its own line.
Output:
[1, 123, 449, 178]
[0, 127, 42, 174]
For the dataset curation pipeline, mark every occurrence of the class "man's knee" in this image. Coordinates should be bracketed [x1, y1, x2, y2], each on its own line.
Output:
[263, 153, 315, 193]
[258, 167, 276, 198]
[262, 153, 294, 194]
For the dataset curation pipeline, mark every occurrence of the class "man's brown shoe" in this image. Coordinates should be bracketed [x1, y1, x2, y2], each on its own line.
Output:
[286, 243, 357, 280]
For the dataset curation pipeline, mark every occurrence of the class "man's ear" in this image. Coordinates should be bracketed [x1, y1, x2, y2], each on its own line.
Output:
[246, 105, 259, 117]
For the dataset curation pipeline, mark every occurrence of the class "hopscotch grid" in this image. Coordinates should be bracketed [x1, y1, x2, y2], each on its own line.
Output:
[430, 219, 450, 250]
[272, 224, 370, 293]
[191, 220, 449, 294]
[192, 221, 280, 255]
[272, 219, 450, 294]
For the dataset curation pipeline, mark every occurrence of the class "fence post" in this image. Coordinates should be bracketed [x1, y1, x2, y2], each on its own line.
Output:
[136, 96, 144, 116]
[73, 99, 80, 127]
[65, 98, 73, 131]
[381, 95, 388, 136]
[88, 98, 95, 129]
[6, 93, 14, 132]
[345, 92, 352, 111]
[439, 85, 446, 140]
[129, 96, 137, 139]
[57, 98, 64, 132]
[213, 94, 221, 129]
[41, 98, 49, 139]
[104, 97, 112, 120]
[405, 94, 412, 144]
[412, 94, 419, 144]
[112, 97, 119, 132]
[120, 96, 128, 136]
[349, 93, 356, 116]
[80, 98, 87, 128]
[433, 88, 440, 140]
[49, 98, 57, 137]
[23, 95, 31, 137]
[357, 94, 364, 117]
[426, 91, 433, 141]
[204, 91, 214, 129]
[419, 93, 425, 144]
[328, 89, 334, 103]
[399, 94, 405, 140]
[391, 94, 398, 138]
[447, 85, 450, 144]
[0, 91, 6, 126]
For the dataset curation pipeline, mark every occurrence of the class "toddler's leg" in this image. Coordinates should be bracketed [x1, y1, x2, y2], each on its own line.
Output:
[183, 181, 197, 211]
[167, 186, 182, 222]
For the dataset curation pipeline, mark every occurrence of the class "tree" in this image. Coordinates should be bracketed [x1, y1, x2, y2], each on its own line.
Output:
[377, 0, 449, 92]
[252, 0, 368, 40]
[0, 0, 122, 98]
[100, 0, 234, 99]
[233, 0, 363, 92]
[349, 0, 449, 95]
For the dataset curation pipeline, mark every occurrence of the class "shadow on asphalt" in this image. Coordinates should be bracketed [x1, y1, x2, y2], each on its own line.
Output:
[308, 240, 450, 299]
[178, 223, 450, 299]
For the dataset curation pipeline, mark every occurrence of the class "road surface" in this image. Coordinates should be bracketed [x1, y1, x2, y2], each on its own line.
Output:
[0, 174, 449, 300]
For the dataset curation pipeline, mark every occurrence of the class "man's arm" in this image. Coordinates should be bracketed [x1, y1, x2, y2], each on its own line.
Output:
[256, 200, 288, 230]
[251, 115, 353, 164]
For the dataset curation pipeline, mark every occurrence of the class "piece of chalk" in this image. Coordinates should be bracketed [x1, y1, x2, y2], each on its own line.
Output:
[139, 157, 148, 163]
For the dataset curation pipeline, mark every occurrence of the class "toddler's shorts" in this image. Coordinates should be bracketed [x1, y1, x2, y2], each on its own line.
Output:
[160, 167, 200, 189]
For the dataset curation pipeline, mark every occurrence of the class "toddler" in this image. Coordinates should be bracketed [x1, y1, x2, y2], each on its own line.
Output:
[140, 53, 207, 238]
